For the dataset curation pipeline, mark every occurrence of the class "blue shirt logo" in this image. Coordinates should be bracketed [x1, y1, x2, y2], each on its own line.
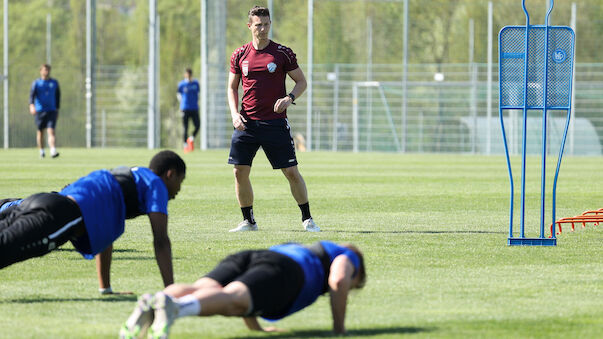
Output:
[553, 49, 566, 63]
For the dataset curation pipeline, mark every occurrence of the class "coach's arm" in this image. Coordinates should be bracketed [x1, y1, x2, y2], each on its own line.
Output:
[228, 72, 246, 131]
[328, 255, 356, 334]
[149, 212, 174, 287]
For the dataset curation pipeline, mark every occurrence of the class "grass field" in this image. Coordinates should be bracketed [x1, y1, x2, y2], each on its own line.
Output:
[0, 148, 602, 339]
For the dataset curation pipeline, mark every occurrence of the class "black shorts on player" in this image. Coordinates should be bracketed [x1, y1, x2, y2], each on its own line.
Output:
[0, 193, 86, 269]
[228, 118, 298, 169]
[34, 110, 58, 130]
[204, 249, 304, 319]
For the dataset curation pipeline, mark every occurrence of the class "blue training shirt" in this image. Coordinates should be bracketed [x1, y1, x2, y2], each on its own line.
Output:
[59, 167, 168, 259]
[268, 241, 361, 320]
[30, 78, 60, 112]
[177, 79, 200, 110]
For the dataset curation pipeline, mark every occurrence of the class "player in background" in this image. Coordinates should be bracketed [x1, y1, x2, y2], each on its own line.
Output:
[0, 150, 186, 293]
[120, 241, 366, 339]
[29, 64, 61, 158]
[177, 68, 200, 153]
[227, 6, 319, 233]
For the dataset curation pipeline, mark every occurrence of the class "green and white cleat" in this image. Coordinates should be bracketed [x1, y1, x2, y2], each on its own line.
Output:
[303, 218, 320, 232]
[119, 293, 154, 339]
[148, 292, 178, 339]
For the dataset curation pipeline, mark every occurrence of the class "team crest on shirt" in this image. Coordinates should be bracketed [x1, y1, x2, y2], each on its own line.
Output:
[242, 60, 249, 76]
[267, 62, 277, 73]
[49, 83, 54, 88]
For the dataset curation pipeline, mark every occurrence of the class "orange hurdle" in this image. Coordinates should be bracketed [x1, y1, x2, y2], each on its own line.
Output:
[550, 208, 603, 236]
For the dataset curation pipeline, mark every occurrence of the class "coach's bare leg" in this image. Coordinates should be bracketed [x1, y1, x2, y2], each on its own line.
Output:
[234, 165, 253, 207]
[47, 128, 56, 150]
[281, 166, 308, 204]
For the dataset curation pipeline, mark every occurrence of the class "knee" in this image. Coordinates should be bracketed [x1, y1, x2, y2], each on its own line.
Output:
[282, 167, 302, 182]
[222, 282, 252, 316]
[233, 166, 250, 180]
[193, 277, 222, 290]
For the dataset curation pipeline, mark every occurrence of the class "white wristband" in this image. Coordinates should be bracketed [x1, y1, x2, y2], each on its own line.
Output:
[99, 287, 113, 295]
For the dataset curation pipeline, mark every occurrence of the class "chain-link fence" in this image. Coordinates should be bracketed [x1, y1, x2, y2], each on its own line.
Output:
[0, 0, 601, 155]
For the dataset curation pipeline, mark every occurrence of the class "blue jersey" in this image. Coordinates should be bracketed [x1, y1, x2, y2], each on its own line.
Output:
[177, 79, 200, 110]
[30, 78, 60, 112]
[0, 199, 24, 213]
[268, 241, 361, 320]
[60, 167, 168, 259]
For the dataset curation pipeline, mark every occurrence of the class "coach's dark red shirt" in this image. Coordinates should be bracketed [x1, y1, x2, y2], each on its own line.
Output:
[230, 40, 299, 121]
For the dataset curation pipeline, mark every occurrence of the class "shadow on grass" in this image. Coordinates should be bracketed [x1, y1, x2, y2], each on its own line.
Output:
[1, 294, 137, 304]
[55, 248, 141, 253]
[228, 326, 433, 338]
[295, 230, 506, 235]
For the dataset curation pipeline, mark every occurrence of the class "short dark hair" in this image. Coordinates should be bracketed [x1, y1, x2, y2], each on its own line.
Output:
[149, 150, 186, 177]
[40, 64, 51, 71]
[342, 243, 366, 289]
[248, 6, 270, 22]
[185, 68, 193, 76]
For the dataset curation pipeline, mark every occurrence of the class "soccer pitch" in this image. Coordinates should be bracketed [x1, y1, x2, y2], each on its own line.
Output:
[0, 149, 601, 338]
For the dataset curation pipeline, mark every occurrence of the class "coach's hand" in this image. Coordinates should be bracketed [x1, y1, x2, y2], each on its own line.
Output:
[273, 95, 294, 113]
[232, 113, 247, 131]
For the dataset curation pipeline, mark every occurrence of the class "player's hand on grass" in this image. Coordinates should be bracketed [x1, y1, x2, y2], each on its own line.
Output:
[262, 326, 286, 333]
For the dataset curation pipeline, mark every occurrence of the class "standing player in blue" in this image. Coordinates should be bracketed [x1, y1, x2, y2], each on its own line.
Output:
[227, 6, 320, 232]
[177, 68, 200, 153]
[0, 150, 186, 292]
[29, 64, 61, 158]
[120, 241, 366, 339]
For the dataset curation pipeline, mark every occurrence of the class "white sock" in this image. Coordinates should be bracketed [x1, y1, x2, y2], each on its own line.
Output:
[50, 147, 56, 155]
[175, 294, 201, 318]
[40, 149, 45, 155]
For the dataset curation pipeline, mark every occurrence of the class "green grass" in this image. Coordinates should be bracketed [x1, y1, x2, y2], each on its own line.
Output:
[0, 148, 602, 338]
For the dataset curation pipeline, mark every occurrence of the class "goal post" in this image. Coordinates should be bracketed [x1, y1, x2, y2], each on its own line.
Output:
[352, 81, 401, 152]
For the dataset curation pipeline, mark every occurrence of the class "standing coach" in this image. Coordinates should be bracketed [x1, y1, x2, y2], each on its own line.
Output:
[227, 6, 319, 233]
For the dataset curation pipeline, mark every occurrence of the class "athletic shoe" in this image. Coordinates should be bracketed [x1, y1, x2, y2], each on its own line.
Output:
[39, 152, 45, 159]
[229, 220, 258, 232]
[148, 292, 178, 339]
[119, 293, 154, 339]
[51, 152, 60, 158]
[187, 137, 194, 152]
[183, 142, 191, 154]
[303, 218, 320, 232]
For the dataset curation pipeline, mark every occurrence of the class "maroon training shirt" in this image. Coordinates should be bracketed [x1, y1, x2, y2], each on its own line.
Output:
[230, 41, 299, 121]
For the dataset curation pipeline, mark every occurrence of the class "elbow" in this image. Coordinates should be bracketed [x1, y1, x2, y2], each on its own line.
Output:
[328, 277, 349, 292]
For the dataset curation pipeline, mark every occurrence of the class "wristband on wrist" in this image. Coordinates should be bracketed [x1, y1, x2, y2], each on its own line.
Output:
[287, 93, 296, 105]
[99, 287, 113, 295]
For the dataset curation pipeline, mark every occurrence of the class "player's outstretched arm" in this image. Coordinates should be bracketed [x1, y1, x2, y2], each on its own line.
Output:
[328, 255, 356, 334]
[148, 212, 174, 287]
[96, 245, 112, 292]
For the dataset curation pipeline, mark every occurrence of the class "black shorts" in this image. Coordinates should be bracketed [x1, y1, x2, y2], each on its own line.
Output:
[204, 250, 304, 319]
[228, 118, 298, 169]
[34, 110, 58, 130]
[0, 193, 85, 269]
